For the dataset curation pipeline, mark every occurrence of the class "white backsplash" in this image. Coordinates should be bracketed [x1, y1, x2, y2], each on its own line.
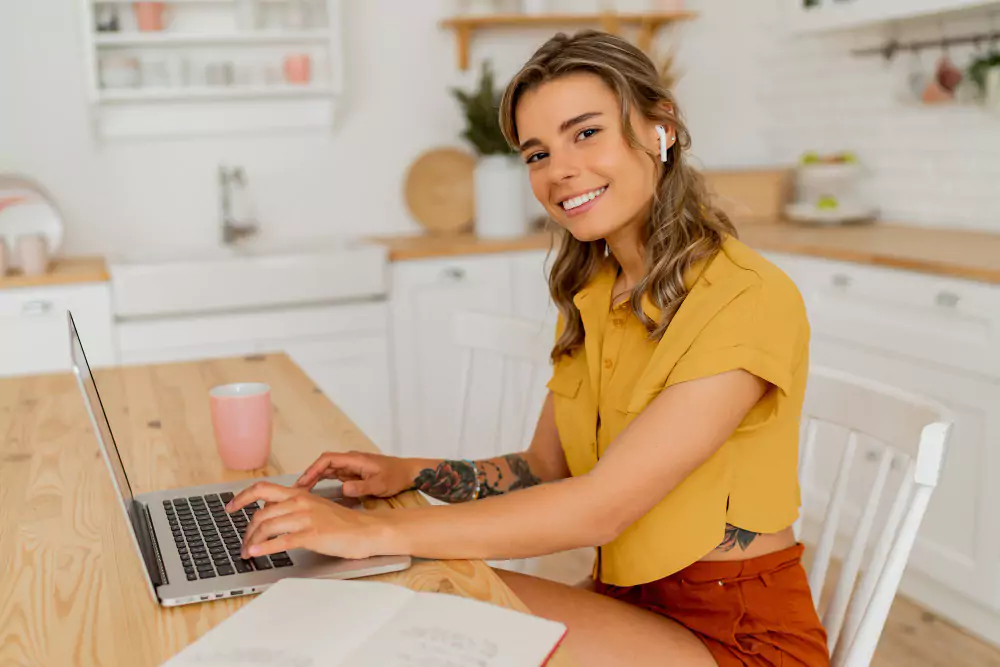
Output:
[762, 11, 1000, 231]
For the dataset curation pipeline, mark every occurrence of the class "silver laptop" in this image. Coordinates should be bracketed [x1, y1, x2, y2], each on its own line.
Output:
[67, 311, 412, 607]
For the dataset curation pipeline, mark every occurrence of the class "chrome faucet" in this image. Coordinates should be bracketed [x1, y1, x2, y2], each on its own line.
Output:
[219, 165, 258, 245]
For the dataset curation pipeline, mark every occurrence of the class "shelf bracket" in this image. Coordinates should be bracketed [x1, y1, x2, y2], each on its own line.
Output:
[456, 25, 472, 71]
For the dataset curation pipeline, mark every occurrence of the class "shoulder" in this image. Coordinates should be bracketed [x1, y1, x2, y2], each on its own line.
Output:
[700, 236, 808, 330]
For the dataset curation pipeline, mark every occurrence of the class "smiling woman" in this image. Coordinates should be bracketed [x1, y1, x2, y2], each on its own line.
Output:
[227, 30, 828, 667]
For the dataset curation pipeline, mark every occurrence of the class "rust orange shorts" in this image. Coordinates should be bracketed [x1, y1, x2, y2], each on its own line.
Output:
[595, 543, 829, 666]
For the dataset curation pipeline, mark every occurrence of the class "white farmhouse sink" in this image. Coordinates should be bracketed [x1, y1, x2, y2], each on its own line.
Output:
[109, 238, 389, 319]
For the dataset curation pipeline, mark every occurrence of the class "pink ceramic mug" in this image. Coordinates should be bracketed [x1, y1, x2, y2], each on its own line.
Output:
[210, 383, 272, 471]
[133, 2, 168, 32]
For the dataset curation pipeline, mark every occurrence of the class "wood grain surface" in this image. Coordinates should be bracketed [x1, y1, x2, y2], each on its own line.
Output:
[372, 221, 1000, 286]
[0, 354, 575, 666]
[0, 256, 109, 290]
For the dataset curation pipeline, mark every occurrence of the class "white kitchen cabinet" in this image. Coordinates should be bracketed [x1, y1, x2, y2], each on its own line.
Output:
[389, 250, 556, 459]
[116, 301, 395, 451]
[0, 282, 115, 377]
[765, 249, 1000, 644]
[784, 0, 1000, 33]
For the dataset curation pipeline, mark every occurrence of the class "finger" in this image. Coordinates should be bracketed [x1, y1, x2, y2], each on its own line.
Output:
[242, 495, 303, 546]
[226, 481, 297, 513]
[241, 512, 311, 558]
[245, 532, 300, 558]
[295, 452, 365, 488]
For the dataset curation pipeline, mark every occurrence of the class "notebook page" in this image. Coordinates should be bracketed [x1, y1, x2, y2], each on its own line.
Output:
[347, 591, 567, 667]
[163, 579, 414, 667]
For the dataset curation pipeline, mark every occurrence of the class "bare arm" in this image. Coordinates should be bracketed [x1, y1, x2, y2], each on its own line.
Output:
[231, 371, 767, 563]
[404, 392, 570, 503]
[374, 370, 768, 561]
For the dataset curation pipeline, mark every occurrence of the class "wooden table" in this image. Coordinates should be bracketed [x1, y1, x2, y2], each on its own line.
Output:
[0, 354, 575, 666]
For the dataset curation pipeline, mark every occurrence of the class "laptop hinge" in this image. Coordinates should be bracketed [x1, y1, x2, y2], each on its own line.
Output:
[139, 503, 169, 587]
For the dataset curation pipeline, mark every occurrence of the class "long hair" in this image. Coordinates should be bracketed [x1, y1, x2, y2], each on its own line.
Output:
[499, 30, 737, 362]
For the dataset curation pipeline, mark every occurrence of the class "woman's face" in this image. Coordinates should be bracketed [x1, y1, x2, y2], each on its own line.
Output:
[514, 72, 665, 243]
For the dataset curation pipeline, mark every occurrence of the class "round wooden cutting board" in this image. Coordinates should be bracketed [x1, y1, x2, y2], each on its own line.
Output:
[404, 147, 476, 235]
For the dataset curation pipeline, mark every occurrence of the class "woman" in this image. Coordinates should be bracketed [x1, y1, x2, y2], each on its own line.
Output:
[227, 30, 829, 667]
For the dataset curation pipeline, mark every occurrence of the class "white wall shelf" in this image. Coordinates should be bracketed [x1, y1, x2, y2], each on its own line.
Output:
[99, 84, 335, 103]
[80, 0, 345, 138]
[784, 0, 1000, 34]
[94, 30, 331, 47]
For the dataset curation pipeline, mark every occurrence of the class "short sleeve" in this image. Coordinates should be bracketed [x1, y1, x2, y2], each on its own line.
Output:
[665, 280, 808, 396]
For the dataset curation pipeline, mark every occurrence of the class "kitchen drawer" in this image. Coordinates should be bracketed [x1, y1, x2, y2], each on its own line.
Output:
[0, 283, 115, 377]
[766, 252, 1000, 379]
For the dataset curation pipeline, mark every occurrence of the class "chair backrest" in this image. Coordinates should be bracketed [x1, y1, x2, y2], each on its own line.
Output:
[451, 311, 553, 461]
[798, 365, 953, 667]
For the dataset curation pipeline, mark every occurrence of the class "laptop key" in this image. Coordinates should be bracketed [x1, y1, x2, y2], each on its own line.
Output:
[216, 564, 235, 576]
[220, 492, 235, 503]
[234, 560, 253, 573]
[272, 559, 293, 568]
[199, 571, 216, 579]
[251, 557, 272, 570]
[186, 573, 197, 581]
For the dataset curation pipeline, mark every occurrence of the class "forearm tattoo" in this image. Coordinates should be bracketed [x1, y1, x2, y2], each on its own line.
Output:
[717, 523, 759, 552]
[413, 454, 543, 504]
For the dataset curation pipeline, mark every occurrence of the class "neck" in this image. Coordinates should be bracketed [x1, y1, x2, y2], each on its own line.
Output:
[605, 222, 646, 290]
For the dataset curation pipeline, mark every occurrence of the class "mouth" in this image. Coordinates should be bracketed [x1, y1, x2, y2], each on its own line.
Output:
[559, 185, 608, 215]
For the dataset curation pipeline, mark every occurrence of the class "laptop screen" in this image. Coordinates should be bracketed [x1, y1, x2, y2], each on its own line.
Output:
[68, 312, 161, 591]
[69, 313, 135, 506]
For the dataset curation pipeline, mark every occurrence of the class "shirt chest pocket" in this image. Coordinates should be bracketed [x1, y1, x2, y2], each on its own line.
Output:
[547, 366, 598, 475]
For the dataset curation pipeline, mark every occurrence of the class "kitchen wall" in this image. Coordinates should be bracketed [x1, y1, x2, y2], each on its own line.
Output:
[1, 0, 996, 258]
[0, 0, 778, 257]
[763, 10, 1000, 232]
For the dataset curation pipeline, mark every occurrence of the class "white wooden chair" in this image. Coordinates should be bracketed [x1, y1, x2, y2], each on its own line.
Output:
[442, 310, 555, 573]
[797, 365, 953, 667]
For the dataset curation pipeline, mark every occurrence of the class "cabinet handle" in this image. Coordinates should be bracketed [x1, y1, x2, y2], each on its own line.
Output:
[21, 300, 54, 316]
[934, 291, 961, 308]
[830, 273, 852, 288]
[441, 267, 466, 281]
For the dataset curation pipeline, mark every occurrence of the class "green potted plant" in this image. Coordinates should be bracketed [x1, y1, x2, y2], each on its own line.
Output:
[451, 60, 526, 239]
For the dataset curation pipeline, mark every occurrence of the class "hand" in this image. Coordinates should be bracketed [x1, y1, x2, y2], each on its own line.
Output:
[294, 451, 416, 498]
[226, 481, 390, 560]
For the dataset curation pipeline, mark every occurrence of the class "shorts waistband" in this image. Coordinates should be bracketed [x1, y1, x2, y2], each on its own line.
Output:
[665, 542, 805, 585]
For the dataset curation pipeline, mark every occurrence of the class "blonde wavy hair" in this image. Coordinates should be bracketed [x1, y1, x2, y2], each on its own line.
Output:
[499, 30, 737, 362]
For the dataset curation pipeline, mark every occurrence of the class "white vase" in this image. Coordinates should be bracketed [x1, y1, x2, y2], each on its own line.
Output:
[474, 155, 526, 240]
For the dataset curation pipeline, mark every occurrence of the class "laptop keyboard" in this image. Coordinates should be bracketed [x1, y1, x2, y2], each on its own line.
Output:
[163, 492, 293, 582]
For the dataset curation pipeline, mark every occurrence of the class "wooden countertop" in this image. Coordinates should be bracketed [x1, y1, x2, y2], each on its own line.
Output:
[0, 255, 109, 290]
[373, 221, 1000, 285]
[369, 231, 552, 261]
[737, 220, 1000, 286]
[0, 354, 575, 667]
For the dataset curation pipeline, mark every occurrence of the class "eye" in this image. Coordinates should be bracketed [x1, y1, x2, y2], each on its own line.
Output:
[576, 128, 600, 141]
[525, 151, 548, 164]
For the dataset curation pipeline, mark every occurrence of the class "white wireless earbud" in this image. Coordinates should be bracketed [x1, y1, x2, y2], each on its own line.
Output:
[655, 125, 670, 162]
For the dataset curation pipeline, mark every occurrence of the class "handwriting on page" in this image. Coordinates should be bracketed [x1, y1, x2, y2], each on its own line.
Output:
[386, 626, 500, 667]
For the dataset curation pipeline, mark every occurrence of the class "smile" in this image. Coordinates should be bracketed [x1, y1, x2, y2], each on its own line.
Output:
[560, 186, 607, 212]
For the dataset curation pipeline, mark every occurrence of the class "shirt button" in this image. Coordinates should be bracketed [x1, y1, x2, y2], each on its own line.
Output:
[613, 318, 624, 328]
[603, 359, 613, 369]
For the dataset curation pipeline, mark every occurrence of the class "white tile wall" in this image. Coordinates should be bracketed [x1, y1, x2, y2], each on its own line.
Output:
[763, 12, 1000, 231]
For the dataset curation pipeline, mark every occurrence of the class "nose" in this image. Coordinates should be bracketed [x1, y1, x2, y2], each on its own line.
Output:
[547, 149, 581, 184]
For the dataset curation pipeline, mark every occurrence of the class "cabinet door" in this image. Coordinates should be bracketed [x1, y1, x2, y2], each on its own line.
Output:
[390, 255, 513, 458]
[281, 335, 394, 453]
[805, 332, 1000, 610]
[0, 284, 115, 377]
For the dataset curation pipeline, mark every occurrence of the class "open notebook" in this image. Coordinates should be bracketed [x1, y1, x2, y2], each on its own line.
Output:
[163, 578, 567, 667]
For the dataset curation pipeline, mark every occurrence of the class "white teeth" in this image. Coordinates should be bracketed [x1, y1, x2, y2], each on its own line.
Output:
[561, 186, 606, 211]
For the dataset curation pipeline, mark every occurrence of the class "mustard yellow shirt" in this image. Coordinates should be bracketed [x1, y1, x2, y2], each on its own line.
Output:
[547, 236, 811, 586]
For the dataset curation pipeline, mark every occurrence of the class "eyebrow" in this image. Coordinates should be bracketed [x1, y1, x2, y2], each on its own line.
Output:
[518, 111, 604, 152]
